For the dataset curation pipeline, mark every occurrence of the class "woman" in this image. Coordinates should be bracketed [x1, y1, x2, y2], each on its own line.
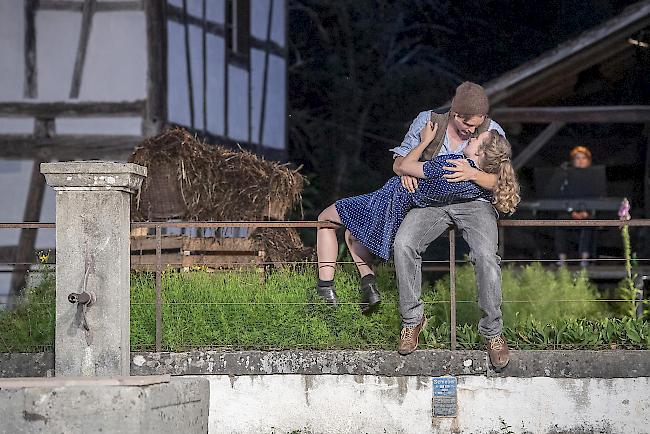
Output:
[316, 122, 520, 310]
[555, 145, 596, 267]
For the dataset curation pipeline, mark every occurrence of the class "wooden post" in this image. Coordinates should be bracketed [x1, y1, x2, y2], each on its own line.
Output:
[24, 0, 37, 98]
[155, 224, 162, 352]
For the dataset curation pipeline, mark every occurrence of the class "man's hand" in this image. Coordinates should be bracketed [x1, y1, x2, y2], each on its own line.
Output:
[443, 159, 478, 182]
[420, 121, 438, 145]
[571, 210, 590, 220]
[401, 175, 419, 193]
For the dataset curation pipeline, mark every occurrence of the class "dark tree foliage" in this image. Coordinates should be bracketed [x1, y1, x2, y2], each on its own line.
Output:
[287, 0, 636, 217]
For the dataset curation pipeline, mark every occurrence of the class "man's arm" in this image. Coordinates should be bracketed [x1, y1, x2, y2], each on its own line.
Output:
[391, 111, 430, 191]
[394, 121, 438, 179]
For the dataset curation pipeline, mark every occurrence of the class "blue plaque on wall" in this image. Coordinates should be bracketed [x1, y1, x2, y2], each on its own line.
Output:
[432, 376, 457, 417]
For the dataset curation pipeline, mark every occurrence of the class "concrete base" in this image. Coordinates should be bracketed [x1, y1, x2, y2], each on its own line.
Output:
[0, 376, 209, 434]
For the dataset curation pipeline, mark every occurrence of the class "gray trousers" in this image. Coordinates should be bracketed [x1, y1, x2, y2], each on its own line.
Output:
[393, 201, 503, 338]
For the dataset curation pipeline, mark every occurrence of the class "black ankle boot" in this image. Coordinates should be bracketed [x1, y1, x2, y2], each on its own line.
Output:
[316, 282, 338, 306]
[359, 277, 381, 313]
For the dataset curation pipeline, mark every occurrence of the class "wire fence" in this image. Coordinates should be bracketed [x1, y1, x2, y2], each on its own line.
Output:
[1, 219, 649, 352]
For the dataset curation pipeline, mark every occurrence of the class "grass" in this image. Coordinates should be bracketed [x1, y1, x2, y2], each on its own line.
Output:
[1, 263, 648, 352]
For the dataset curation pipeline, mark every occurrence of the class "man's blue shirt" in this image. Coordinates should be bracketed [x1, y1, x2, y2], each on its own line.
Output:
[390, 110, 506, 158]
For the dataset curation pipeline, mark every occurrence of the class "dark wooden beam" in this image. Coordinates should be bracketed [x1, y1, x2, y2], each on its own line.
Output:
[491, 106, 650, 124]
[0, 100, 145, 117]
[512, 122, 565, 170]
[181, 0, 195, 129]
[0, 134, 142, 160]
[201, 0, 208, 136]
[39, 1, 143, 12]
[143, 0, 167, 136]
[24, 0, 37, 98]
[257, 0, 274, 147]
[69, 0, 97, 99]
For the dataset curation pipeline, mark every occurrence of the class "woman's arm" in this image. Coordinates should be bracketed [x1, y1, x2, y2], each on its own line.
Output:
[443, 159, 497, 190]
[393, 121, 438, 179]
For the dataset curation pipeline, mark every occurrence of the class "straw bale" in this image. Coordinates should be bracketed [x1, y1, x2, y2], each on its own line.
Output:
[129, 127, 310, 264]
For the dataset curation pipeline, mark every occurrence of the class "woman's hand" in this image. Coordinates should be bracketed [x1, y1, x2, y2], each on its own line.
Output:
[443, 159, 479, 182]
[420, 121, 438, 145]
[401, 175, 419, 193]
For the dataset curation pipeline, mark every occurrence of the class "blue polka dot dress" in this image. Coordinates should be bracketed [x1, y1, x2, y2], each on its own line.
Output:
[335, 154, 492, 260]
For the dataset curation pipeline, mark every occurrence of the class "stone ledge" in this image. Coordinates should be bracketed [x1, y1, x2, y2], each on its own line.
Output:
[2, 350, 649, 378]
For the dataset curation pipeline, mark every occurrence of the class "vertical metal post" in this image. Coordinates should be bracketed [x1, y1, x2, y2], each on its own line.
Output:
[155, 224, 162, 352]
[497, 225, 505, 258]
[449, 228, 457, 350]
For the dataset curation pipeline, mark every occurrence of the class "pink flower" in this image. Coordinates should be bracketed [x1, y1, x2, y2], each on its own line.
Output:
[618, 198, 631, 221]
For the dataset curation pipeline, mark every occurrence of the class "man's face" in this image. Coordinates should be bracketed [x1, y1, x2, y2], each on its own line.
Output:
[463, 131, 490, 169]
[451, 113, 485, 140]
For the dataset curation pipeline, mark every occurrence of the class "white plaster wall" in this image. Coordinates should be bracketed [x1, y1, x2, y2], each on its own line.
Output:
[227, 65, 249, 142]
[251, 50, 285, 150]
[56, 116, 142, 135]
[206, 34, 225, 136]
[77, 11, 147, 101]
[167, 20, 192, 127]
[251, 0, 285, 48]
[0, 0, 25, 101]
[201, 374, 650, 434]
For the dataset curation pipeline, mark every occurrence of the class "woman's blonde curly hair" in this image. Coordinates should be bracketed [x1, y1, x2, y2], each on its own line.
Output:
[479, 131, 520, 214]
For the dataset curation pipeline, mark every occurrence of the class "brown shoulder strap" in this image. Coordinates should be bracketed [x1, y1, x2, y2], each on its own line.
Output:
[476, 116, 491, 134]
[420, 111, 450, 161]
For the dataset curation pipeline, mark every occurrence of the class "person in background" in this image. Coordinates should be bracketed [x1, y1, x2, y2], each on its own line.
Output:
[556, 146, 596, 267]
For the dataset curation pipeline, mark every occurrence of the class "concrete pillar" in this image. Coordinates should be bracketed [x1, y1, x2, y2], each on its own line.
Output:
[41, 162, 146, 377]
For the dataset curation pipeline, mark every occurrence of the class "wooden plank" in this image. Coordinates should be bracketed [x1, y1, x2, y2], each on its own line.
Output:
[0, 374, 170, 389]
[131, 235, 258, 252]
[0, 100, 145, 117]
[24, 0, 37, 98]
[0, 134, 142, 160]
[131, 253, 264, 268]
[39, 1, 144, 12]
[143, 0, 167, 136]
[69, 0, 97, 99]
[492, 106, 650, 124]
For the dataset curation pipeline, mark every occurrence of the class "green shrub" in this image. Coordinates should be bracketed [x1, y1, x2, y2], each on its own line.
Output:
[1, 264, 646, 352]
[429, 262, 612, 327]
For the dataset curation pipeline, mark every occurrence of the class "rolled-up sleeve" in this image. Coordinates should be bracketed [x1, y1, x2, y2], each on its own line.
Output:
[389, 111, 430, 158]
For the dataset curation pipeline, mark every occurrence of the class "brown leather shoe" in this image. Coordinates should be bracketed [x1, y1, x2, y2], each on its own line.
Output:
[487, 335, 510, 370]
[397, 316, 427, 355]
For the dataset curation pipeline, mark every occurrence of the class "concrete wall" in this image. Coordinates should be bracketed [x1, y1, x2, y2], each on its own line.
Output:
[204, 374, 650, 434]
[3, 350, 650, 433]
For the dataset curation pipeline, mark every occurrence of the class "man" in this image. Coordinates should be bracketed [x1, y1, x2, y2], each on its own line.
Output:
[390, 81, 510, 370]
